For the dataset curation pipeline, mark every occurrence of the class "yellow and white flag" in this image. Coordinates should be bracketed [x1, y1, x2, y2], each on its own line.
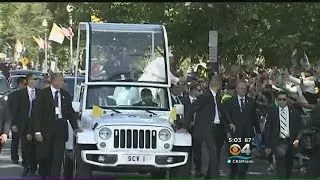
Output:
[48, 23, 65, 44]
[33, 36, 40, 46]
[92, 105, 103, 118]
[91, 14, 103, 23]
[169, 107, 177, 121]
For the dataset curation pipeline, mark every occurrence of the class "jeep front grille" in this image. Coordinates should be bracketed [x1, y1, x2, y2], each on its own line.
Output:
[114, 129, 157, 149]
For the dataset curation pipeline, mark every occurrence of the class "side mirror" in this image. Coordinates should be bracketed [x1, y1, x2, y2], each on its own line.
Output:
[174, 104, 184, 116]
[72, 101, 81, 112]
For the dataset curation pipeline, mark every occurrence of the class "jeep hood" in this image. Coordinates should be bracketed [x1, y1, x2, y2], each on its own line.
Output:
[91, 113, 171, 128]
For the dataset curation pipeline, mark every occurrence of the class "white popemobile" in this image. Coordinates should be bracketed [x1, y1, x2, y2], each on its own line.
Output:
[63, 22, 192, 178]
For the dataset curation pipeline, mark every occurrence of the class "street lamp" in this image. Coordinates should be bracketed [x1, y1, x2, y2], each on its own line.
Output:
[5, 43, 12, 62]
[67, 4, 74, 72]
[42, 19, 48, 73]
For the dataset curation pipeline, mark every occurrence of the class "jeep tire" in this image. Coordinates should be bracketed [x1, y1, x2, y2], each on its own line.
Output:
[150, 170, 167, 178]
[169, 147, 192, 178]
[73, 144, 92, 178]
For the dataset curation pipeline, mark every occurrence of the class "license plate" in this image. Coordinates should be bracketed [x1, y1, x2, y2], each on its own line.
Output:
[126, 155, 148, 162]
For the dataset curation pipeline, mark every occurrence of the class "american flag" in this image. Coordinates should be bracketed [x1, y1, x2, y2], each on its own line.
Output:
[60, 25, 74, 40]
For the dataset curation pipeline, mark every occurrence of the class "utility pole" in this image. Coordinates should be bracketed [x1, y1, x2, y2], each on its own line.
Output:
[208, 3, 219, 76]
[67, 4, 74, 73]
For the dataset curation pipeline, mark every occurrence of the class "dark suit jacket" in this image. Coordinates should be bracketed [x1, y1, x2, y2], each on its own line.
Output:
[185, 89, 230, 140]
[171, 95, 183, 107]
[265, 105, 302, 150]
[0, 99, 11, 136]
[87, 96, 117, 107]
[7, 90, 19, 121]
[225, 95, 261, 138]
[12, 88, 40, 135]
[180, 93, 194, 130]
[33, 87, 79, 142]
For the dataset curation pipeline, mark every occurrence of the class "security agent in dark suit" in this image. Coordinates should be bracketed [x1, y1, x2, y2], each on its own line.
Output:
[33, 73, 82, 178]
[170, 83, 184, 129]
[132, 88, 158, 107]
[297, 97, 320, 178]
[170, 83, 183, 106]
[185, 75, 230, 179]
[181, 82, 203, 177]
[264, 91, 302, 179]
[0, 98, 11, 152]
[11, 73, 40, 176]
[225, 81, 261, 179]
[7, 76, 26, 164]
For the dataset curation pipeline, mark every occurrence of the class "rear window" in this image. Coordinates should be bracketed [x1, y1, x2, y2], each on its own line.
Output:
[0, 77, 10, 93]
[63, 78, 84, 96]
[10, 76, 43, 89]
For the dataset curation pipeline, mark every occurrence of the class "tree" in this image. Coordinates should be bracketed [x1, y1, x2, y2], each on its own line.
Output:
[0, 3, 52, 65]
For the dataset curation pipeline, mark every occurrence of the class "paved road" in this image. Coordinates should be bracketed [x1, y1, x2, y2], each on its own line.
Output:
[0, 138, 300, 179]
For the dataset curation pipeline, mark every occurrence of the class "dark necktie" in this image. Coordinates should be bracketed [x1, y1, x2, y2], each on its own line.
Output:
[240, 98, 245, 111]
[176, 97, 180, 104]
[29, 89, 36, 117]
[54, 90, 59, 107]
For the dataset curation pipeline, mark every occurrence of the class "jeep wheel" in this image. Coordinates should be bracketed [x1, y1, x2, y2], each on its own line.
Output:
[73, 144, 92, 178]
[150, 170, 167, 178]
[63, 151, 73, 178]
[169, 151, 191, 178]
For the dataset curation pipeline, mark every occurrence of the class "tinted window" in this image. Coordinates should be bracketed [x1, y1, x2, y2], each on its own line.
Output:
[63, 78, 85, 96]
[10, 76, 43, 89]
[86, 85, 169, 111]
[0, 77, 10, 94]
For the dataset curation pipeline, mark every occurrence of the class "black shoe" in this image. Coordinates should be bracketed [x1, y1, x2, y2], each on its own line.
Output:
[12, 160, 19, 164]
[195, 172, 204, 177]
[22, 168, 29, 177]
[29, 171, 36, 177]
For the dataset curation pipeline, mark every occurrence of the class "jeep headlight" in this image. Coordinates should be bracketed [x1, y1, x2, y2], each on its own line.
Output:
[99, 127, 112, 140]
[3, 95, 7, 101]
[158, 129, 171, 141]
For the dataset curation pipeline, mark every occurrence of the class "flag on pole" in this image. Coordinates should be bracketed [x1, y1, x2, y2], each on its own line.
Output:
[91, 14, 103, 23]
[60, 25, 74, 40]
[33, 36, 50, 49]
[32, 36, 41, 49]
[169, 107, 177, 121]
[92, 105, 103, 118]
[48, 23, 65, 44]
[38, 36, 50, 49]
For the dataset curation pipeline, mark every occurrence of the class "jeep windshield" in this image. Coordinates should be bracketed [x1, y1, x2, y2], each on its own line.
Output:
[86, 85, 169, 111]
[88, 24, 168, 84]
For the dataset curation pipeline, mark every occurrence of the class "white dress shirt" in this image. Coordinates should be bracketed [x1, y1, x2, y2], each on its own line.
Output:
[27, 86, 36, 101]
[189, 95, 197, 124]
[279, 106, 290, 137]
[189, 95, 196, 103]
[27, 86, 36, 117]
[209, 89, 220, 124]
[172, 95, 182, 104]
[51, 85, 62, 119]
[237, 95, 246, 110]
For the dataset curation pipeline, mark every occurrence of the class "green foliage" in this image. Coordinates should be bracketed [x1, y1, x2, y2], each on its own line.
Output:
[2, 2, 320, 69]
[0, 3, 52, 64]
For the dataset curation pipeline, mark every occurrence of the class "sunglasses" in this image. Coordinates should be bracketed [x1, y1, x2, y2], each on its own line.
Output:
[278, 98, 287, 101]
[33, 78, 38, 80]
